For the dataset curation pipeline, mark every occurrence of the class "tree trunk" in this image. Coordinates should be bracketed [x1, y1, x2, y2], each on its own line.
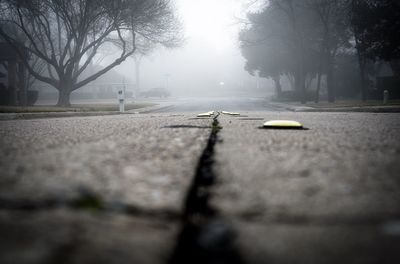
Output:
[18, 62, 27, 106]
[327, 72, 335, 103]
[354, 35, 367, 101]
[286, 74, 295, 91]
[300, 73, 307, 104]
[315, 73, 322, 103]
[326, 60, 335, 103]
[272, 75, 282, 99]
[315, 48, 325, 103]
[57, 88, 72, 107]
[8, 60, 18, 106]
[358, 56, 367, 101]
[389, 59, 400, 77]
[295, 70, 307, 104]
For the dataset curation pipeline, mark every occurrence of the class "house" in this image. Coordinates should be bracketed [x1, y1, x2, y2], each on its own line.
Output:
[0, 42, 29, 106]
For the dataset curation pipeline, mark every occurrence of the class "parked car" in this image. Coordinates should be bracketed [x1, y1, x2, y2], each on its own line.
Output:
[140, 88, 170, 98]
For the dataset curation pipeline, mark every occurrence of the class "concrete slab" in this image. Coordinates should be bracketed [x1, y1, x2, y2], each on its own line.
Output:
[234, 221, 400, 264]
[212, 112, 400, 263]
[0, 113, 211, 264]
[0, 114, 210, 212]
[0, 209, 177, 264]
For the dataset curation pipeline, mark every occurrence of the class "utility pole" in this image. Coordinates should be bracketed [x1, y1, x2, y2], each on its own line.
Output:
[165, 73, 171, 90]
[134, 56, 141, 98]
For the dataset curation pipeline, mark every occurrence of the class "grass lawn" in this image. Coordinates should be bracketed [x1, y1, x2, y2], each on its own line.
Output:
[0, 102, 157, 113]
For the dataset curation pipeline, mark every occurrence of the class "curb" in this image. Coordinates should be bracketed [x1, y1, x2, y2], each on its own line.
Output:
[267, 102, 400, 113]
[137, 104, 175, 114]
[0, 111, 129, 121]
[297, 106, 400, 113]
[267, 102, 315, 112]
[0, 103, 178, 121]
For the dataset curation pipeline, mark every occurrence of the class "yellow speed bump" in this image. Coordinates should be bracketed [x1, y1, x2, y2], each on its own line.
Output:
[222, 111, 240, 116]
[263, 120, 303, 129]
[197, 111, 215, 117]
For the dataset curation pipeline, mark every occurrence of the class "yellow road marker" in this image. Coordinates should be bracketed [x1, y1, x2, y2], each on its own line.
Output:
[222, 111, 240, 116]
[197, 111, 215, 117]
[263, 120, 303, 129]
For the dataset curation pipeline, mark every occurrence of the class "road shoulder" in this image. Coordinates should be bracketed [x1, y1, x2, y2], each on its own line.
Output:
[268, 101, 400, 113]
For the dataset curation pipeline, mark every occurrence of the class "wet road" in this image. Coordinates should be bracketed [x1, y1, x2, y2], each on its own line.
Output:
[149, 97, 282, 113]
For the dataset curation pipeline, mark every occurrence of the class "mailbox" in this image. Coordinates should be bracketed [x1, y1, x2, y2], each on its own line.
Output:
[118, 89, 125, 112]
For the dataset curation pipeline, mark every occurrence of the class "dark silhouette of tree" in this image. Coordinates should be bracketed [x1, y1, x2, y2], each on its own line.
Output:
[351, 0, 400, 77]
[270, 0, 310, 104]
[0, 0, 181, 106]
[306, 0, 351, 103]
[239, 16, 292, 99]
[240, 0, 320, 103]
[239, 0, 353, 103]
[0, 25, 46, 105]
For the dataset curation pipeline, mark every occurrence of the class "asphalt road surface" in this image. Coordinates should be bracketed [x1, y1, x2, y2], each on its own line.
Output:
[1, 97, 399, 264]
[149, 97, 282, 113]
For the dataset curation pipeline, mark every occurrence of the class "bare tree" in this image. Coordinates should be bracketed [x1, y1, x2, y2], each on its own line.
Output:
[0, 0, 181, 106]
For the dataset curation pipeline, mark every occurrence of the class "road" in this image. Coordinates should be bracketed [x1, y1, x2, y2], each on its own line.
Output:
[143, 96, 282, 113]
[1, 97, 399, 264]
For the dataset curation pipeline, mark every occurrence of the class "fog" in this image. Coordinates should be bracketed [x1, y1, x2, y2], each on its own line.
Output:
[3, 0, 396, 105]
[113, 0, 270, 98]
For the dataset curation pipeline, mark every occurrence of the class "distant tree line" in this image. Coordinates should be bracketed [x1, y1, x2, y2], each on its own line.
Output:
[0, 0, 181, 106]
[240, 0, 400, 103]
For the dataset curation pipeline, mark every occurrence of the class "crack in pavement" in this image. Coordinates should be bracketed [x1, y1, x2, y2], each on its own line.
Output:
[169, 113, 244, 264]
[236, 210, 400, 226]
[1, 113, 245, 264]
[0, 190, 180, 222]
[162, 125, 211, 129]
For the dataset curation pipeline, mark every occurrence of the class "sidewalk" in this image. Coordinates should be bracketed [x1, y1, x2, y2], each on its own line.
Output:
[269, 101, 400, 113]
[0, 102, 175, 120]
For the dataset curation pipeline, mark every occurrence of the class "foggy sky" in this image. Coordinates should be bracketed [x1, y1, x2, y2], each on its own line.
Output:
[113, 0, 269, 97]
